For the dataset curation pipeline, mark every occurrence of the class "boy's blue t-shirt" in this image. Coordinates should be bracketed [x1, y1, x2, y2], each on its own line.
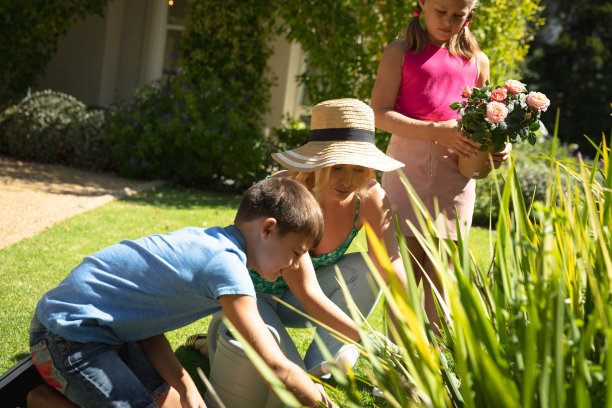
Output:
[35, 225, 255, 345]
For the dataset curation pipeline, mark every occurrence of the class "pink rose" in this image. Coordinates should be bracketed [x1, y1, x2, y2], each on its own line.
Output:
[505, 79, 526, 94]
[462, 86, 472, 98]
[486, 101, 508, 123]
[526, 91, 550, 112]
[490, 87, 508, 102]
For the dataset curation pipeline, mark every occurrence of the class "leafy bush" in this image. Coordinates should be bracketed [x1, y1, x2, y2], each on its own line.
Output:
[1, 90, 109, 169]
[104, 70, 275, 188]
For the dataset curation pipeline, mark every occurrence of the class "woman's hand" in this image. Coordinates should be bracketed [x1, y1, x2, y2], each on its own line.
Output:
[179, 386, 207, 408]
[316, 383, 339, 408]
[433, 120, 479, 158]
[487, 142, 512, 169]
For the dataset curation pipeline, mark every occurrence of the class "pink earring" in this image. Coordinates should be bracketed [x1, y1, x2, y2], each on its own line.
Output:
[463, 20, 470, 27]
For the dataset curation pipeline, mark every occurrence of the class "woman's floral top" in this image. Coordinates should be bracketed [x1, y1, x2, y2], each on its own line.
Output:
[249, 196, 361, 295]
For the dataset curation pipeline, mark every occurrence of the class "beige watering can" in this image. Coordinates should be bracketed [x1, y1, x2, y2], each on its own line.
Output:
[203, 311, 285, 408]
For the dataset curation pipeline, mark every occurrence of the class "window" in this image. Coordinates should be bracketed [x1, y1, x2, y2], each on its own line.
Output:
[162, 0, 189, 69]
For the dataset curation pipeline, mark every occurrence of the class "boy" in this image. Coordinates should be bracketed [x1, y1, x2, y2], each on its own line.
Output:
[27, 177, 336, 408]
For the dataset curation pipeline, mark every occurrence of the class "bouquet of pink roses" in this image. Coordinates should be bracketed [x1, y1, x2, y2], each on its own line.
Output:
[450, 79, 550, 154]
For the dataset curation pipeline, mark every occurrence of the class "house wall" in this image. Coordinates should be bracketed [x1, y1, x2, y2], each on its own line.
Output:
[37, 0, 151, 107]
[36, 1, 305, 128]
[36, 9, 108, 105]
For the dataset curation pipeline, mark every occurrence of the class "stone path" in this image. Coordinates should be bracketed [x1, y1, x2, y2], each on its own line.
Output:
[0, 155, 165, 249]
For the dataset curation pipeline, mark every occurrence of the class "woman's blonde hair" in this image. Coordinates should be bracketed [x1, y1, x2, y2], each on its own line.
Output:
[403, 0, 480, 60]
[287, 166, 376, 201]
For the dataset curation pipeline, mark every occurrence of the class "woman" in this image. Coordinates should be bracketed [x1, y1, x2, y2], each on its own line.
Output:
[188, 98, 408, 377]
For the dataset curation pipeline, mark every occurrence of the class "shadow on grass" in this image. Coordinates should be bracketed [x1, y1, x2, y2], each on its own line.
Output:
[122, 186, 241, 210]
[9, 353, 30, 367]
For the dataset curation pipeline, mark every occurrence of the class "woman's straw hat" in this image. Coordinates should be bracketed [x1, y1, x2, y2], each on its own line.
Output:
[271, 99, 404, 172]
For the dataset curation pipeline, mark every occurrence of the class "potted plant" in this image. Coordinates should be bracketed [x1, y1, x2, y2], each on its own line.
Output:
[450, 80, 550, 179]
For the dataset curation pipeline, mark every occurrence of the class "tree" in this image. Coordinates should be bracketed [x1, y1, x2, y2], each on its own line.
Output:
[523, 0, 612, 154]
[474, 0, 544, 85]
[0, 0, 109, 107]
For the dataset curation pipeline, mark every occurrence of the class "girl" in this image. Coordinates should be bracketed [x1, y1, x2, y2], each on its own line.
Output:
[370, 0, 510, 331]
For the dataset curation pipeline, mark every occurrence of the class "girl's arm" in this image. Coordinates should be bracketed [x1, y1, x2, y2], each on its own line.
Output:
[283, 253, 361, 343]
[475, 51, 490, 87]
[138, 334, 205, 408]
[371, 40, 478, 158]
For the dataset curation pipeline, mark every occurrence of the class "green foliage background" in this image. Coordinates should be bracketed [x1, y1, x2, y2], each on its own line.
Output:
[523, 0, 612, 155]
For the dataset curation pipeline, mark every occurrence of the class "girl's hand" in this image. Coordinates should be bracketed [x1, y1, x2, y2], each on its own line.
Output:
[434, 120, 479, 158]
[487, 142, 512, 169]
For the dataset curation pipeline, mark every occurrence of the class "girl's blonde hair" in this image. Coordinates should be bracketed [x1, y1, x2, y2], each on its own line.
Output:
[287, 167, 376, 201]
[403, 0, 480, 60]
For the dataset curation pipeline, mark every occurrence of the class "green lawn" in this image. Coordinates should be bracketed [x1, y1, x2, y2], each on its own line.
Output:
[0, 185, 497, 405]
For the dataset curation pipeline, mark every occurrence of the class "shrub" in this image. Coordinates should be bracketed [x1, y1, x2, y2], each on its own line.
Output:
[104, 70, 274, 188]
[2, 90, 109, 169]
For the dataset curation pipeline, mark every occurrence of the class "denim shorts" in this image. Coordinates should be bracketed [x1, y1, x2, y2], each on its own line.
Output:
[29, 315, 170, 408]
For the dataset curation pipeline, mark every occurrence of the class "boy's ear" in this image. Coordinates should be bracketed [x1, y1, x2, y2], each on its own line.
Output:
[261, 217, 277, 239]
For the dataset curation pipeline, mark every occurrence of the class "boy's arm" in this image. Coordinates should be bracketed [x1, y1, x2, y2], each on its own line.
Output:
[138, 334, 205, 408]
[219, 294, 336, 408]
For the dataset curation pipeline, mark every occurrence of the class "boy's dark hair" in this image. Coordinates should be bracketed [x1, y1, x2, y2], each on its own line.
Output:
[235, 178, 324, 247]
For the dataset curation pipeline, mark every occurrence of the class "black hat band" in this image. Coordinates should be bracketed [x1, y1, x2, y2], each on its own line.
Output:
[310, 128, 375, 144]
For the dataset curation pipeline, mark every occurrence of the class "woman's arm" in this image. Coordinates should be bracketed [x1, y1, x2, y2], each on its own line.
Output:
[360, 183, 407, 289]
[138, 334, 205, 408]
[283, 253, 362, 343]
[371, 40, 478, 158]
[219, 294, 337, 408]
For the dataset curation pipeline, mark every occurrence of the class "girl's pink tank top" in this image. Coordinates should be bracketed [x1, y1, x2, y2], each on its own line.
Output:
[394, 43, 478, 121]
